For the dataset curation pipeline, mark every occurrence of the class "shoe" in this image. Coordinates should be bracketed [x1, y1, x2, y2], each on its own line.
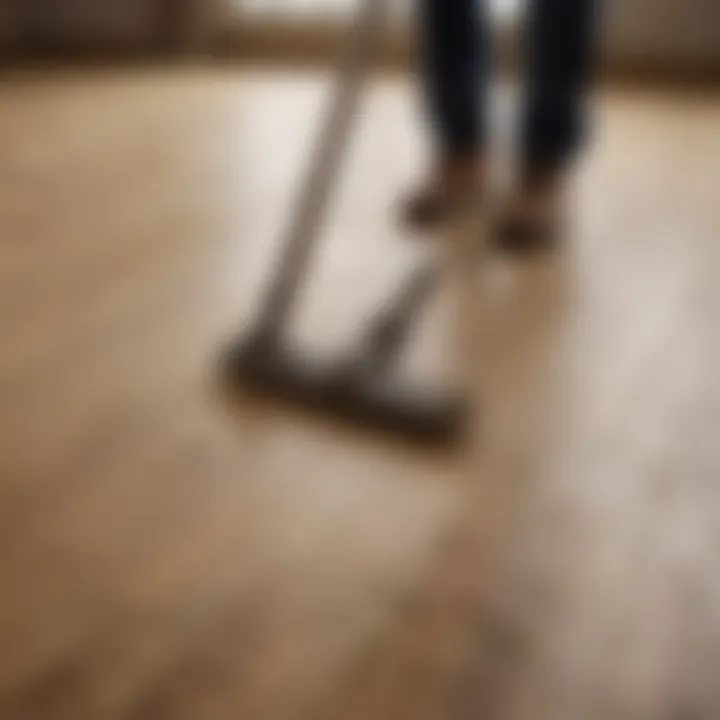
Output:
[401, 154, 483, 232]
[496, 166, 565, 252]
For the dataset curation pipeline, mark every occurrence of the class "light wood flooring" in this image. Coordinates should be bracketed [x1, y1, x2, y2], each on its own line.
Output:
[1, 65, 720, 719]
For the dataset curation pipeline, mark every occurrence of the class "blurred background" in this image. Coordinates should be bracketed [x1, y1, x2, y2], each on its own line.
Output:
[0, 0, 718, 71]
[1, 2, 719, 720]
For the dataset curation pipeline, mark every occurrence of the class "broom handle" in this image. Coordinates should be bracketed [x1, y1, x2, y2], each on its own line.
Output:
[362, 259, 438, 367]
[256, 0, 387, 336]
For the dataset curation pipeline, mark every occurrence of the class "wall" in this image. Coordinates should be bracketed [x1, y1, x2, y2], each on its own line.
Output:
[0, 0, 224, 53]
[604, 0, 720, 64]
[15, 0, 160, 47]
[2, 0, 718, 68]
[0, 0, 15, 51]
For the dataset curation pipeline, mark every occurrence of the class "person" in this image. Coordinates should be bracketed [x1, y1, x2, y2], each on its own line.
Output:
[404, 0, 599, 247]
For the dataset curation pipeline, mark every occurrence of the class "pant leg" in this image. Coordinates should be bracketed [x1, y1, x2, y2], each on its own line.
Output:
[418, 0, 489, 158]
[522, 0, 599, 168]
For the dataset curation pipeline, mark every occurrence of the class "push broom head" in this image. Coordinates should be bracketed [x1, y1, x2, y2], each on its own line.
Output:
[221, 334, 469, 447]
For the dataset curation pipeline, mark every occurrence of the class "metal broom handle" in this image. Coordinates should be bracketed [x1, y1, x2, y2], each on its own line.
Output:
[257, 0, 388, 336]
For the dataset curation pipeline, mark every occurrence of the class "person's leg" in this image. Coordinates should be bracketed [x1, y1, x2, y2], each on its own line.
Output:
[501, 0, 599, 247]
[404, 0, 490, 228]
[523, 0, 598, 167]
[420, 0, 489, 159]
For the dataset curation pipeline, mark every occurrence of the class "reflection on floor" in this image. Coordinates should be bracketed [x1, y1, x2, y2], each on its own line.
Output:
[1, 66, 720, 719]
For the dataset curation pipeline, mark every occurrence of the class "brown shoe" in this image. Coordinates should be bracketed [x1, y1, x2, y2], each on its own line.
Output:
[496, 166, 565, 252]
[401, 155, 483, 232]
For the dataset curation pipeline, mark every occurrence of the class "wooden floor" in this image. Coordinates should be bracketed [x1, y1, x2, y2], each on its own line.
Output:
[1, 65, 720, 720]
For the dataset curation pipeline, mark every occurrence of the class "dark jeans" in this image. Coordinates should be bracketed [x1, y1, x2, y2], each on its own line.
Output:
[419, 0, 598, 168]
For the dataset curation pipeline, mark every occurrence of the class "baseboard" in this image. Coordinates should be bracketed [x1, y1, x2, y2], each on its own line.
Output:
[1, 18, 718, 88]
[214, 16, 415, 70]
[215, 18, 720, 88]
